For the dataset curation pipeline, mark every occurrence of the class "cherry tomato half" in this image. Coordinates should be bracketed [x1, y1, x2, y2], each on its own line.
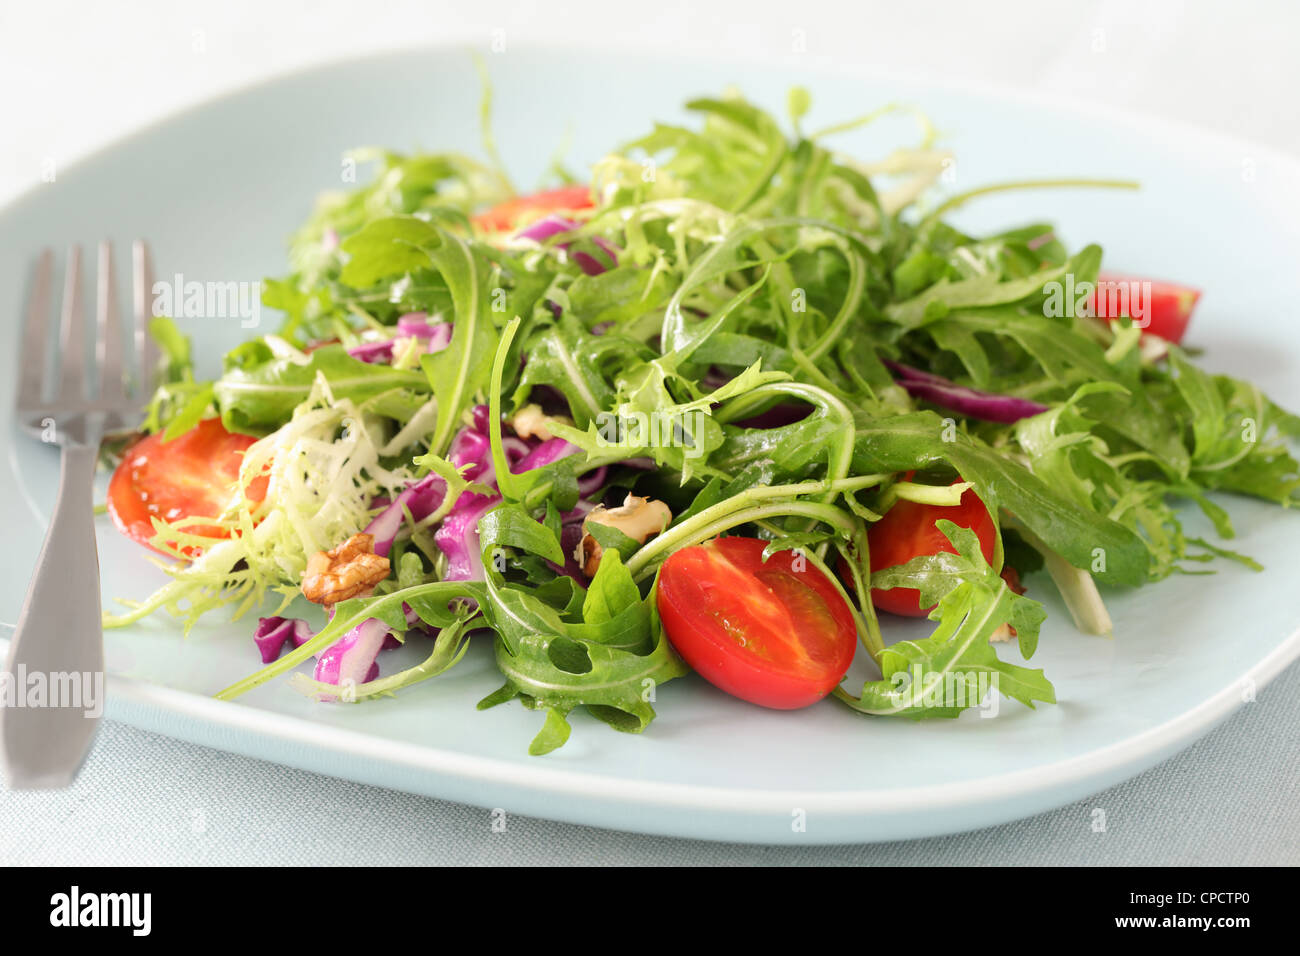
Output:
[107, 418, 269, 556]
[1092, 273, 1201, 344]
[471, 184, 595, 233]
[656, 537, 858, 710]
[851, 482, 997, 618]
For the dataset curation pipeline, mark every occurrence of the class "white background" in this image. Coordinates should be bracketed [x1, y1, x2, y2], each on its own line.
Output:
[1, 0, 1297, 865]
[2, 0, 1299, 207]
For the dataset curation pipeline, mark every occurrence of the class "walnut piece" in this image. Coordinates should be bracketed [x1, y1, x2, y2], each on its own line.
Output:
[575, 494, 672, 577]
[510, 403, 573, 442]
[302, 533, 390, 606]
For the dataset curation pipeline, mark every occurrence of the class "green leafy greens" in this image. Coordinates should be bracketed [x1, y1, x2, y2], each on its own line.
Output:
[115, 83, 1298, 754]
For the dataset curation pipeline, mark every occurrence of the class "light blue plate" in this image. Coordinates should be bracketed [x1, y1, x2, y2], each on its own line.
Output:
[2, 49, 1298, 844]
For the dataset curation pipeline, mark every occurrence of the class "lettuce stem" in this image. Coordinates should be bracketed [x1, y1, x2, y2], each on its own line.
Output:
[625, 474, 886, 580]
[921, 178, 1139, 228]
[488, 316, 524, 501]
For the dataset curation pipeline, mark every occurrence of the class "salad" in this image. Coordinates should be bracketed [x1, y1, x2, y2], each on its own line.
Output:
[101, 87, 1300, 755]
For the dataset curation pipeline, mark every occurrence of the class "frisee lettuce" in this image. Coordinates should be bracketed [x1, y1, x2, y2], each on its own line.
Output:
[106, 376, 425, 633]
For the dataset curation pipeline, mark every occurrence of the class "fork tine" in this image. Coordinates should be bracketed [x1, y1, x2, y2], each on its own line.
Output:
[133, 239, 158, 397]
[57, 245, 87, 402]
[18, 250, 54, 408]
[97, 241, 125, 403]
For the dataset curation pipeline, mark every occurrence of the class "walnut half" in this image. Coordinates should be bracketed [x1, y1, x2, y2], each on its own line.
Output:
[575, 494, 672, 577]
[302, 533, 390, 606]
[510, 403, 573, 442]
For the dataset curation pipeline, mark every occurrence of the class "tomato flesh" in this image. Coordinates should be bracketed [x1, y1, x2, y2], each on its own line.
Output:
[471, 184, 594, 233]
[107, 418, 268, 556]
[852, 482, 997, 618]
[1092, 273, 1201, 344]
[656, 537, 858, 710]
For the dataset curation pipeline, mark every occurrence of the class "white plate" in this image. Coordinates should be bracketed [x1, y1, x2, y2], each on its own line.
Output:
[2, 48, 1298, 843]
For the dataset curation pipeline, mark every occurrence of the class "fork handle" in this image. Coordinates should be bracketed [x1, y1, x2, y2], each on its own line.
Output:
[2, 443, 104, 789]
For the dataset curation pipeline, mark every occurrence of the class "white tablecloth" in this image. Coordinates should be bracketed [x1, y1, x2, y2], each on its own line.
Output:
[2, 0, 1298, 865]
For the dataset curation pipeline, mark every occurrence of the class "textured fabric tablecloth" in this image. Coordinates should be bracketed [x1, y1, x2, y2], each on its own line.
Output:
[4, 659, 1296, 866]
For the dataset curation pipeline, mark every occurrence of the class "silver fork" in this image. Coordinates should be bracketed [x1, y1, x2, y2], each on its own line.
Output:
[2, 241, 156, 789]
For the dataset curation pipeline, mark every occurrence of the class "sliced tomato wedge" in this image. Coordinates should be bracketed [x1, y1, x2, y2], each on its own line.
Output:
[471, 184, 594, 233]
[1091, 273, 1201, 343]
[656, 537, 858, 710]
[107, 418, 269, 556]
[844, 481, 997, 618]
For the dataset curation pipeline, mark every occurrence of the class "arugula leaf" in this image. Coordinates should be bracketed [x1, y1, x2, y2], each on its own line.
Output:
[551, 357, 788, 482]
[1167, 348, 1300, 504]
[510, 313, 628, 427]
[141, 380, 214, 439]
[886, 247, 1096, 328]
[566, 263, 675, 327]
[839, 521, 1053, 718]
[479, 603, 688, 755]
[583, 551, 644, 626]
[160, 383, 216, 440]
[339, 216, 442, 288]
[850, 412, 1150, 586]
[478, 502, 565, 567]
[422, 233, 502, 454]
[334, 216, 507, 455]
[583, 521, 641, 566]
[475, 551, 686, 753]
[213, 344, 426, 434]
[148, 316, 196, 385]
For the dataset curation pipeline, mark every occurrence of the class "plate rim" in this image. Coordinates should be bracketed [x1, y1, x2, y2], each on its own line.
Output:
[4, 44, 1300, 839]
[100, 626, 1298, 816]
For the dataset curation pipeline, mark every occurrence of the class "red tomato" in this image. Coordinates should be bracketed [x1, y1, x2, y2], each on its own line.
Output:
[107, 418, 269, 556]
[854, 482, 997, 617]
[656, 537, 858, 710]
[1092, 273, 1201, 344]
[471, 184, 594, 233]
